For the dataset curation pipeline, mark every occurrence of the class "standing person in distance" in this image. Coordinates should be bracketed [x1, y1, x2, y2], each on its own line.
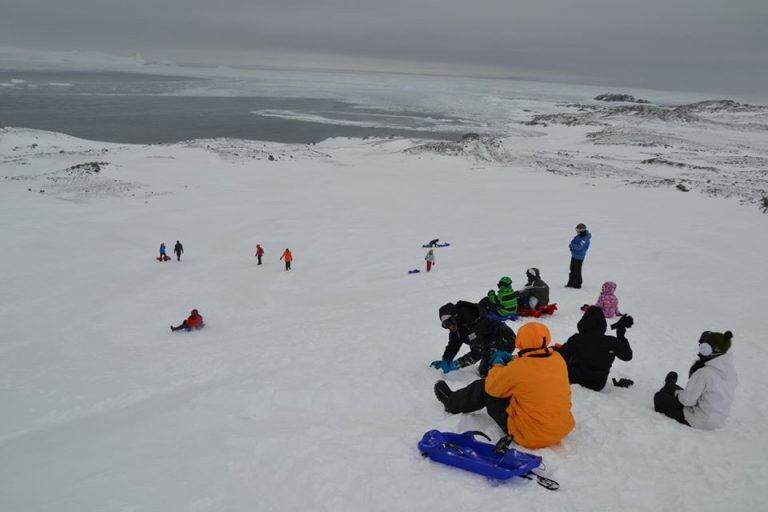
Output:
[158, 242, 168, 262]
[255, 244, 264, 265]
[174, 240, 184, 261]
[425, 249, 435, 272]
[280, 248, 293, 271]
[566, 223, 591, 288]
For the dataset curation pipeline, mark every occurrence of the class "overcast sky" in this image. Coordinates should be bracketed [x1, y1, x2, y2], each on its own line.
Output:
[1, 0, 766, 94]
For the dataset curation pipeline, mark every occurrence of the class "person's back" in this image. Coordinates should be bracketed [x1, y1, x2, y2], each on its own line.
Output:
[679, 351, 737, 429]
[595, 281, 621, 318]
[487, 276, 517, 316]
[519, 268, 549, 308]
[558, 306, 632, 391]
[485, 323, 574, 448]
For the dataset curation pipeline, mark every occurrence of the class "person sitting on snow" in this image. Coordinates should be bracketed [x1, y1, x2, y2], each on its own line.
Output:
[480, 276, 518, 317]
[556, 306, 634, 391]
[582, 281, 622, 318]
[654, 331, 737, 429]
[434, 322, 575, 449]
[517, 268, 550, 309]
[430, 301, 516, 376]
[171, 309, 204, 332]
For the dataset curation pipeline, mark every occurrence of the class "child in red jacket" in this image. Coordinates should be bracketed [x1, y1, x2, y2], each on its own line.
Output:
[171, 309, 204, 331]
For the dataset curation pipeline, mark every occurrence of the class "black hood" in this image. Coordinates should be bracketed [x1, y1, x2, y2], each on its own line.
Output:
[577, 306, 607, 335]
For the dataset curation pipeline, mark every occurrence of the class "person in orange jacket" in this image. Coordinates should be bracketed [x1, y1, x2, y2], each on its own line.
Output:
[255, 244, 264, 265]
[170, 309, 204, 332]
[280, 248, 293, 271]
[434, 322, 575, 449]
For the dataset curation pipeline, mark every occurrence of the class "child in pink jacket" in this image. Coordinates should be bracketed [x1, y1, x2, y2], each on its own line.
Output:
[582, 281, 622, 318]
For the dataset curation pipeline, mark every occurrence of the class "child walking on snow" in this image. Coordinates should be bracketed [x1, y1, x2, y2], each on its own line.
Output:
[280, 248, 293, 271]
[255, 244, 264, 265]
[425, 249, 435, 272]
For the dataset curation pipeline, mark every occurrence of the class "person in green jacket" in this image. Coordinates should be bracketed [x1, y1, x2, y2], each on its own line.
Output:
[486, 276, 518, 316]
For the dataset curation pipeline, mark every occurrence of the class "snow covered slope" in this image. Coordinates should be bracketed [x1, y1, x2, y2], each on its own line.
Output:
[1, 128, 767, 511]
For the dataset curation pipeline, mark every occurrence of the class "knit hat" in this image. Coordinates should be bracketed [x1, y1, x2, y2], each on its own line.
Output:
[439, 303, 457, 322]
[498, 276, 512, 288]
[699, 331, 733, 356]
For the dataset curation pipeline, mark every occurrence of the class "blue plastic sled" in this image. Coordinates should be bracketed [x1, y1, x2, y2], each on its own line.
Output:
[408, 269, 421, 274]
[422, 243, 451, 248]
[485, 311, 518, 322]
[418, 430, 559, 489]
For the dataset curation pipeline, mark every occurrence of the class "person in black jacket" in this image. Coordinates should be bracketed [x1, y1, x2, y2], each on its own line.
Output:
[430, 301, 516, 376]
[517, 267, 550, 309]
[556, 306, 633, 391]
[174, 240, 184, 261]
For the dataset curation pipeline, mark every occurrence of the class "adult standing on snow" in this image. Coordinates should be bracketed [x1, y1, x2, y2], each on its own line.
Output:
[430, 301, 516, 377]
[174, 240, 184, 261]
[566, 223, 591, 288]
[556, 306, 634, 391]
[434, 322, 575, 449]
[255, 244, 264, 265]
[280, 248, 293, 271]
[654, 331, 737, 429]
[425, 249, 435, 272]
[517, 268, 550, 309]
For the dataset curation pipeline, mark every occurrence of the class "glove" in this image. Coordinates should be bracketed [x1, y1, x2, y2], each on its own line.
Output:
[612, 378, 635, 388]
[610, 314, 634, 331]
[490, 351, 513, 367]
[429, 360, 459, 373]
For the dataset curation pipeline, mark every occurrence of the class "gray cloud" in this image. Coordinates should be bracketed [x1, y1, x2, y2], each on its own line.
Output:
[1, 0, 766, 95]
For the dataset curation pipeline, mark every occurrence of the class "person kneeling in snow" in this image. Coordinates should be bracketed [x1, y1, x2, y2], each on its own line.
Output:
[434, 322, 575, 449]
[582, 281, 622, 318]
[171, 309, 204, 332]
[517, 267, 550, 309]
[654, 331, 737, 429]
[430, 301, 516, 376]
[556, 306, 634, 391]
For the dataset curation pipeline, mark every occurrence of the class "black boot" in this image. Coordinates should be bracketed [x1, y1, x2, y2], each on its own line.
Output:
[434, 380, 452, 409]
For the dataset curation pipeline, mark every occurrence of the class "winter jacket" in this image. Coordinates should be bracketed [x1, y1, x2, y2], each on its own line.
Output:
[487, 283, 518, 316]
[676, 353, 738, 429]
[159, 244, 166, 255]
[569, 231, 591, 260]
[517, 268, 550, 307]
[593, 281, 621, 318]
[174, 242, 183, 255]
[186, 313, 204, 329]
[557, 306, 632, 391]
[256, 245, 264, 257]
[425, 250, 435, 263]
[280, 250, 293, 262]
[485, 322, 575, 449]
[441, 301, 516, 374]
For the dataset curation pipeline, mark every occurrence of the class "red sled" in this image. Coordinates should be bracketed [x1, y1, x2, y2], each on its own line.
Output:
[517, 303, 558, 318]
[156, 255, 171, 262]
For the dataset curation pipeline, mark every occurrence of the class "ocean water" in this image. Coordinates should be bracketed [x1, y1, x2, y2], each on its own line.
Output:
[0, 71, 468, 144]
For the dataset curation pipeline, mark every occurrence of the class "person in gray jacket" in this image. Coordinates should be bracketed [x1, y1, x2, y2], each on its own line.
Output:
[654, 331, 737, 429]
[517, 267, 550, 309]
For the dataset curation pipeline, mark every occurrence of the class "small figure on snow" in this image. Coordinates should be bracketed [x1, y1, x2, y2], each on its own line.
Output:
[157, 242, 170, 262]
[174, 240, 184, 261]
[654, 331, 737, 429]
[566, 223, 591, 288]
[430, 301, 516, 376]
[434, 322, 575, 449]
[170, 309, 205, 332]
[280, 248, 293, 271]
[582, 281, 621, 318]
[255, 244, 264, 265]
[426, 238, 440, 247]
[517, 267, 550, 310]
[556, 306, 634, 391]
[425, 249, 435, 272]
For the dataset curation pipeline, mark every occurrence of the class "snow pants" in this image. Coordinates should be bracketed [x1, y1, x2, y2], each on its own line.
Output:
[442, 379, 509, 434]
[285, 261, 291, 271]
[175, 251, 182, 261]
[654, 385, 690, 426]
[257, 255, 262, 265]
[426, 261, 433, 272]
[568, 257, 583, 288]
[171, 320, 190, 331]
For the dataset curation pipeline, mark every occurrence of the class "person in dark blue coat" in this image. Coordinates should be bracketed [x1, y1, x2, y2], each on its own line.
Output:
[566, 223, 591, 288]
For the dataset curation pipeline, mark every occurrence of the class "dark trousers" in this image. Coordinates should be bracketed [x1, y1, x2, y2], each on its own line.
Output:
[257, 255, 262, 265]
[568, 258, 583, 288]
[443, 379, 509, 434]
[654, 385, 690, 426]
[171, 320, 189, 331]
[175, 251, 181, 261]
[285, 261, 291, 271]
